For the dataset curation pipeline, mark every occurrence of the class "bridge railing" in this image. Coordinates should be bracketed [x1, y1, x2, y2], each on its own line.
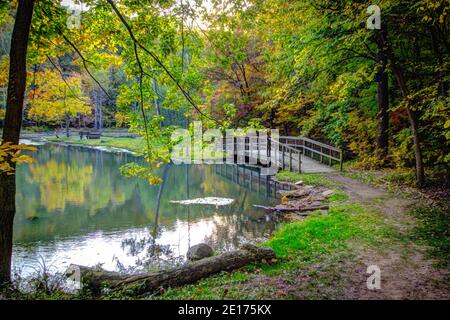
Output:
[222, 135, 341, 173]
[280, 136, 343, 171]
[268, 138, 302, 172]
[224, 136, 302, 173]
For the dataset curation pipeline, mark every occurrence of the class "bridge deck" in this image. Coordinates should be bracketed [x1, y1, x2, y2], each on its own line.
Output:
[299, 155, 337, 173]
[267, 153, 336, 174]
[241, 151, 337, 174]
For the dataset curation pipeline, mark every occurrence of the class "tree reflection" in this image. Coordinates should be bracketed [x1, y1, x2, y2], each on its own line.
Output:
[14, 145, 278, 274]
[118, 163, 184, 272]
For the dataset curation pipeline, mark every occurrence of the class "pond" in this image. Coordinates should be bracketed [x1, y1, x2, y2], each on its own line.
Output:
[12, 143, 281, 276]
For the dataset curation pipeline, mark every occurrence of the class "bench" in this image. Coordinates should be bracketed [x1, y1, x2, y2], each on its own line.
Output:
[79, 131, 102, 140]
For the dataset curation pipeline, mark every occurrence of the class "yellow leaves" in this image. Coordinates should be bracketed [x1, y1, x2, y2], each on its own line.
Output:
[422, 15, 433, 23]
[444, 120, 450, 129]
[27, 69, 91, 123]
[328, 77, 349, 102]
[0, 55, 9, 86]
[148, 176, 162, 185]
[445, 120, 450, 140]
[0, 142, 36, 175]
[114, 112, 129, 127]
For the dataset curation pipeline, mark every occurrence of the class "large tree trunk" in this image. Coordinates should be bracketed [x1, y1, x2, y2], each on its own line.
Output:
[375, 28, 389, 159]
[0, 0, 35, 286]
[380, 29, 425, 187]
[66, 245, 276, 296]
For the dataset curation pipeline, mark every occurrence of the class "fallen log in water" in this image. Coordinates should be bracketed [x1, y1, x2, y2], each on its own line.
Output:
[66, 244, 275, 296]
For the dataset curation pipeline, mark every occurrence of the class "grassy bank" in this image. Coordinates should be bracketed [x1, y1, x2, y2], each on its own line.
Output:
[46, 136, 144, 154]
[156, 173, 449, 300]
[156, 174, 393, 300]
[335, 160, 449, 192]
[158, 205, 392, 299]
[275, 171, 341, 188]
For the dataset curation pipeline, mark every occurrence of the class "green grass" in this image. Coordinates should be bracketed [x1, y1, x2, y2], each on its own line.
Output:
[344, 168, 418, 191]
[409, 206, 450, 267]
[158, 202, 393, 300]
[264, 204, 392, 260]
[326, 190, 349, 203]
[343, 166, 449, 191]
[275, 171, 340, 188]
[46, 136, 144, 154]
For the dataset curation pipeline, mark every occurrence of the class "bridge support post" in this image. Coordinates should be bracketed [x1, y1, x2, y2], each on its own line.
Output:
[289, 149, 293, 171]
[320, 146, 323, 163]
[258, 170, 261, 193]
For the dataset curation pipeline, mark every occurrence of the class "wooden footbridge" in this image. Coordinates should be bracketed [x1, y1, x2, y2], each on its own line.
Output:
[226, 135, 342, 175]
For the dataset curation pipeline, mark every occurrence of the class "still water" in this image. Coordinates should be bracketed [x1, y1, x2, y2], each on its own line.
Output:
[12, 143, 278, 276]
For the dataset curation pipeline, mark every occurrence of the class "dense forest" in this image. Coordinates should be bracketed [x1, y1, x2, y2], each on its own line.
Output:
[0, 0, 448, 181]
[0, 0, 448, 298]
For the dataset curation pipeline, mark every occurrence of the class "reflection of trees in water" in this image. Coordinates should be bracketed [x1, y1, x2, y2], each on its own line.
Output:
[118, 163, 277, 272]
[118, 232, 183, 273]
[15, 146, 277, 272]
[117, 163, 184, 272]
[203, 190, 276, 251]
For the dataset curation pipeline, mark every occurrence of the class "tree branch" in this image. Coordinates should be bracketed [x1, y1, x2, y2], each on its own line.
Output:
[105, 0, 221, 126]
[46, 55, 89, 104]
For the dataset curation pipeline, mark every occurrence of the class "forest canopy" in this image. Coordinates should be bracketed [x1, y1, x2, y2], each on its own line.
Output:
[0, 0, 448, 185]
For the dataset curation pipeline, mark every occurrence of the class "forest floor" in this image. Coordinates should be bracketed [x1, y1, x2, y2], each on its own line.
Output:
[322, 174, 449, 299]
[157, 171, 449, 300]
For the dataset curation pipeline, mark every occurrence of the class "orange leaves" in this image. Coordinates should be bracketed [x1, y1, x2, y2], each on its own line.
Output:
[0, 142, 36, 175]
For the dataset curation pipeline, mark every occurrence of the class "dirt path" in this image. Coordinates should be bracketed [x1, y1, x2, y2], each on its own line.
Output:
[326, 174, 450, 300]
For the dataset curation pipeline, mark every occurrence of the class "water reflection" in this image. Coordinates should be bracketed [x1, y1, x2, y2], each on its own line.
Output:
[13, 144, 279, 275]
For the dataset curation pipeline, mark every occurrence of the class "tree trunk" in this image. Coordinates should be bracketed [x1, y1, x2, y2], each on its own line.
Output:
[380, 29, 425, 187]
[65, 113, 70, 138]
[152, 78, 161, 117]
[66, 245, 276, 296]
[93, 90, 98, 130]
[376, 28, 389, 159]
[0, 0, 35, 286]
